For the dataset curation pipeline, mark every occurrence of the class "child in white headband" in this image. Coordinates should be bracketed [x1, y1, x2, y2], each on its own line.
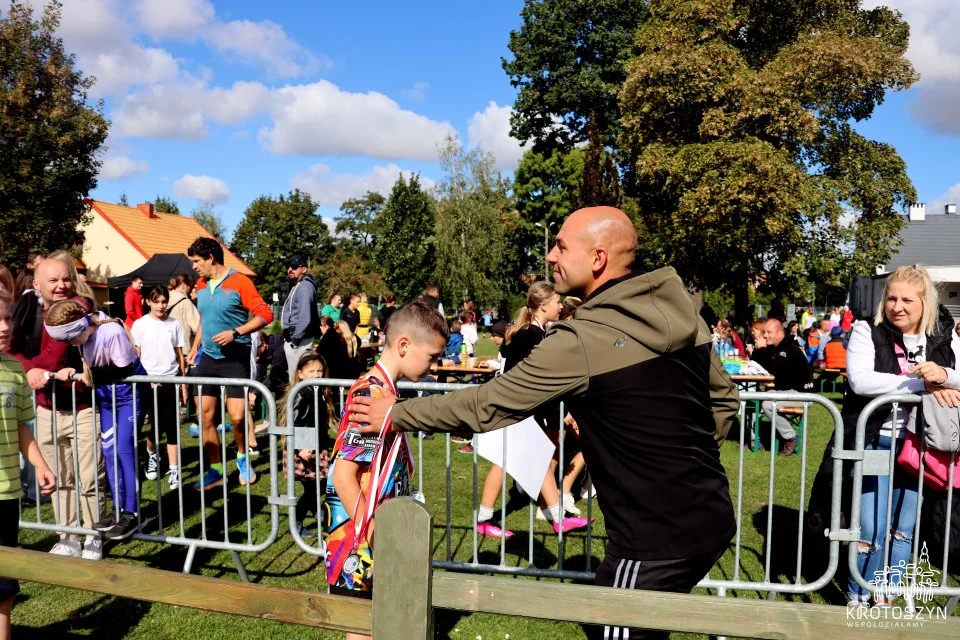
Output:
[45, 299, 146, 543]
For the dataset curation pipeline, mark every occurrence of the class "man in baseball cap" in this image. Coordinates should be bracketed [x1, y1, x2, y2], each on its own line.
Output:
[281, 254, 319, 385]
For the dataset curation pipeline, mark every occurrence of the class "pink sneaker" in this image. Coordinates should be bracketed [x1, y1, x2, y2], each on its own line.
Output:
[476, 521, 514, 538]
[553, 516, 589, 533]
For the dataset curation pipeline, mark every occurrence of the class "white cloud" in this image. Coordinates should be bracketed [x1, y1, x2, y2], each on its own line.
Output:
[24, 0, 181, 97]
[136, 0, 214, 39]
[207, 20, 326, 78]
[111, 80, 271, 140]
[260, 81, 457, 160]
[99, 155, 150, 180]
[863, 1, 960, 135]
[135, 0, 324, 78]
[930, 183, 960, 214]
[402, 81, 430, 102]
[292, 163, 435, 207]
[173, 174, 231, 205]
[467, 102, 525, 172]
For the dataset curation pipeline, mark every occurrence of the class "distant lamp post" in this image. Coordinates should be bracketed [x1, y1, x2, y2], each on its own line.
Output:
[534, 221, 555, 281]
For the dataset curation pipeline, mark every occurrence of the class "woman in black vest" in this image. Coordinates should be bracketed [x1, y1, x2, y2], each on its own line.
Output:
[842, 266, 960, 607]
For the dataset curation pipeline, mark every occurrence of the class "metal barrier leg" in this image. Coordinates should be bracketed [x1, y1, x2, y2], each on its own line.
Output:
[183, 544, 197, 574]
[230, 550, 250, 583]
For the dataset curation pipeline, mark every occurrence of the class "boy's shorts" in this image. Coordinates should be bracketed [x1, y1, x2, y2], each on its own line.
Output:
[0, 498, 21, 598]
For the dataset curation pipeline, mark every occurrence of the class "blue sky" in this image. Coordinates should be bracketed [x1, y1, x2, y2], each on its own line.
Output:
[43, 0, 960, 235]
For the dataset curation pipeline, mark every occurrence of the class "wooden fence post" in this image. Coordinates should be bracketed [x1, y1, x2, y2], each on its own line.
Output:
[372, 497, 434, 640]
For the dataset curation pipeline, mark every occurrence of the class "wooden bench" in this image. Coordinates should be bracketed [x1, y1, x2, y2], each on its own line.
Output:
[775, 405, 806, 454]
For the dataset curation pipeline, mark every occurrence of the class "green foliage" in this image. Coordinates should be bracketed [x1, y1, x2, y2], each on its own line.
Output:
[117, 191, 129, 206]
[312, 249, 389, 300]
[336, 191, 385, 263]
[0, 1, 108, 267]
[153, 195, 180, 215]
[231, 190, 333, 297]
[513, 147, 584, 275]
[376, 173, 436, 303]
[191, 204, 227, 243]
[434, 136, 518, 309]
[619, 0, 917, 320]
[503, 0, 648, 154]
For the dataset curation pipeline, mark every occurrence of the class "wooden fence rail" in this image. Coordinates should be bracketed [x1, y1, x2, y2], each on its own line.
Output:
[3, 498, 960, 639]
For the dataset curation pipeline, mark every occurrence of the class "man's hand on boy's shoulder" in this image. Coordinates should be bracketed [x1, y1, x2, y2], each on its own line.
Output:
[349, 390, 397, 434]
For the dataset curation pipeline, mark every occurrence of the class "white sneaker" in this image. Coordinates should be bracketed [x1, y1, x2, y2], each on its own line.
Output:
[81, 536, 103, 560]
[145, 452, 160, 480]
[166, 467, 180, 490]
[49, 539, 82, 557]
[562, 493, 581, 515]
[581, 481, 597, 501]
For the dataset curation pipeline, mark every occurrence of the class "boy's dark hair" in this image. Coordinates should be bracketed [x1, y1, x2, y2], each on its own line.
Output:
[132, 276, 143, 284]
[187, 236, 224, 265]
[146, 284, 169, 302]
[385, 300, 449, 346]
[384, 292, 396, 304]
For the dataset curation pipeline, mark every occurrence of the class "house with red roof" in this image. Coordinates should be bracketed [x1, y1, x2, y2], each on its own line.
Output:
[80, 200, 252, 292]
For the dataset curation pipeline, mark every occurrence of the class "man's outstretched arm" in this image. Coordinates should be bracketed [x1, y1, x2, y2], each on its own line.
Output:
[350, 327, 589, 434]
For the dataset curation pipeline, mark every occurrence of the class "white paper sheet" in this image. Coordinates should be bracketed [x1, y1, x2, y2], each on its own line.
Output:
[474, 416, 556, 498]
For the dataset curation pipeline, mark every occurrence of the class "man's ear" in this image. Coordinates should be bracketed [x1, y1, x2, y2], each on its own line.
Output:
[593, 246, 609, 274]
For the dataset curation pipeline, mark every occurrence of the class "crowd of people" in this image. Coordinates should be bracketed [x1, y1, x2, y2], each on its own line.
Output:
[2, 212, 959, 638]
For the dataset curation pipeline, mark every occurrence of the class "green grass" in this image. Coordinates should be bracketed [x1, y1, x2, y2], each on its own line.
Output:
[10, 369, 959, 638]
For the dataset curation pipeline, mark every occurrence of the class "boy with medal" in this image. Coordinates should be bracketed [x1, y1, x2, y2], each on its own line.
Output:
[325, 300, 448, 635]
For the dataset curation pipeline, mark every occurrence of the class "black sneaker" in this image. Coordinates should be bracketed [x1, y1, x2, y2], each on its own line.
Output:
[102, 512, 140, 541]
[92, 515, 117, 532]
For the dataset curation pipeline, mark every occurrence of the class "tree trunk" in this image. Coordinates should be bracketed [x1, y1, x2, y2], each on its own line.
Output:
[733, 280, 751, 336]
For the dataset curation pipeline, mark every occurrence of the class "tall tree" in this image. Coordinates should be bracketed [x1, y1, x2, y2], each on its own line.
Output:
[231, 190, 333, 296]
[376, 174, 436, 303]
[153, 195, 180, 215]
[336, 191, 385, 263]
[513, 147, 584, 277]
[313, 250, 389, 301]
[191, 204, 227, 243]
[434, 136, 517, 308]
[0, 1, 108, 266]
[117, 191, 129, 206]
[618, 0, 917, 322]
[503, 0, 647, 156]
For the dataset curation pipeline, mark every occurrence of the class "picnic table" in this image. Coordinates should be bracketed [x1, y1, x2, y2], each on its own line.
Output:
[433, 360, 497, 384]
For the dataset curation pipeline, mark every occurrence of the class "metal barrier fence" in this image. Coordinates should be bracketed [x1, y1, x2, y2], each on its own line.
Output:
[20, 375, 280, 579]
[285, 381, 847, 592]
[18, 374, 960, 613]
[844, 394, 960, 612]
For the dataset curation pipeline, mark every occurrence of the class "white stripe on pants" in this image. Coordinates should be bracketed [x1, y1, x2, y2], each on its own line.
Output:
[605, 559, 642, 640]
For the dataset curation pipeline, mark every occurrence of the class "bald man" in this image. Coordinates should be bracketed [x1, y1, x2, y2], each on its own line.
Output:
[352, 207, 739, 639]
[9, 258, 105, 559]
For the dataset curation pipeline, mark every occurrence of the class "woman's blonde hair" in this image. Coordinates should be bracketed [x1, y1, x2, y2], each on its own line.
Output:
[337, 320, 357, 358]
[506, 281, 556, 344]
[47, 250, 97, 310]
[874, 265, 940, 335]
